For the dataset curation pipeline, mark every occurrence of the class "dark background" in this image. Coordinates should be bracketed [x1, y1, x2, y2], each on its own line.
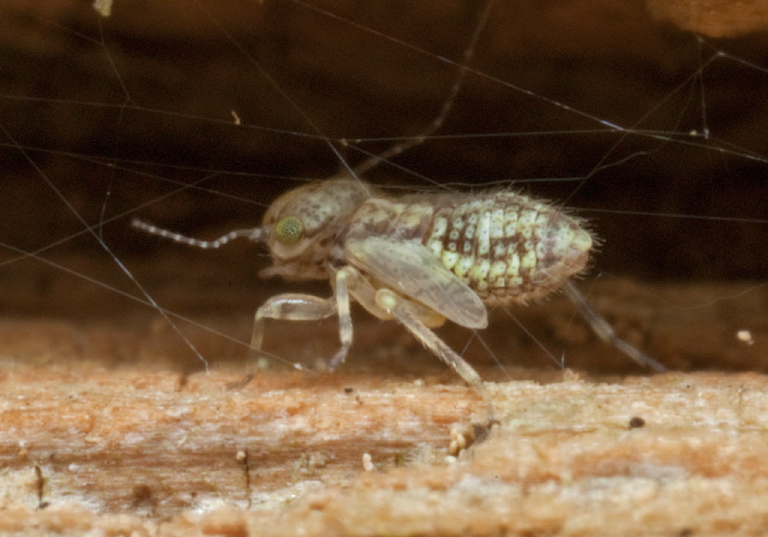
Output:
[1, 1, 766, 351]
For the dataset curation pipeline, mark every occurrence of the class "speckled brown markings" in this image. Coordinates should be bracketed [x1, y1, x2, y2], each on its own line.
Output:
[133, 177, 663, 422]
[343, 189, 593, 304]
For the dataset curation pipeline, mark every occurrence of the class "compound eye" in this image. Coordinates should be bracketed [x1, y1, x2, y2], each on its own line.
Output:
[274, 216, 304, 244]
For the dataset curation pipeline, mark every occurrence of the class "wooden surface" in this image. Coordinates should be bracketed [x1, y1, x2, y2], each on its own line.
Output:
[1, 275, 768, 535]
[648, 0, 768, 37]
[2, 358, 768, 535]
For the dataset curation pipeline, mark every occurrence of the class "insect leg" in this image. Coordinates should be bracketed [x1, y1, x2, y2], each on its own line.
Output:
[249, 268, 359, 371]
[328, 267, 353, 371]
[563, 281, 666, 372]
[249, 293, 338, 359]
[374, 288, 495, 423]
[340, 265, 448, 329]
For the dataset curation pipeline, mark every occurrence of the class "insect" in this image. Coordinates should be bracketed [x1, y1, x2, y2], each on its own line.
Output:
[132, 177, 665, 422]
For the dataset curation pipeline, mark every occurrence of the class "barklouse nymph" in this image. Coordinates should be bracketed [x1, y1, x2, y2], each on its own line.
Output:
[132, 178, 665, 421]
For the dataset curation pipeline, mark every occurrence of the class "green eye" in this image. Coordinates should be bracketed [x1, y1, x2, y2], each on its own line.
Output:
[274, 216, 304, 244]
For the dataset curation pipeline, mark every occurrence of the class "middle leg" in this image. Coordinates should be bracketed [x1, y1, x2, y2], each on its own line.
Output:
[374, 288, 495, 423]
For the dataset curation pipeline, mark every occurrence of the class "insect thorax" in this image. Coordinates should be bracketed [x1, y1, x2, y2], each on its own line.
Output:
[343, 190, 594, 304]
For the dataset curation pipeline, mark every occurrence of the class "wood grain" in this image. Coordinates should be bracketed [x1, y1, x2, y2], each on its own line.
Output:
[2, 359, 768, 535]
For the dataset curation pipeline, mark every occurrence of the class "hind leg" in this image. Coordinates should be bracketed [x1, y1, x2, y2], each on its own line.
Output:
[563, 281, 665, 372]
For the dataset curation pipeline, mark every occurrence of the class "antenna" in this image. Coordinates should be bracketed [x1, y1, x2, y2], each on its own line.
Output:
[131, 218, 264, 249]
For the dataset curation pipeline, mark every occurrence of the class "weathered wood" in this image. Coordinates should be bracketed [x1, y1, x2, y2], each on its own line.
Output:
[0, 276, 767, 535]
[648, 0, 768, 36]
[2, 362, 768, 535]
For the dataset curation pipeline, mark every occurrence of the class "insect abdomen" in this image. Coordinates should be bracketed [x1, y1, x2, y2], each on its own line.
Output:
[422, 192, 593, 303]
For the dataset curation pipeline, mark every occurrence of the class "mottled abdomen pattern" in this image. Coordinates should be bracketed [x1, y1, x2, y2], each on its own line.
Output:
[421, 192, 593, 303]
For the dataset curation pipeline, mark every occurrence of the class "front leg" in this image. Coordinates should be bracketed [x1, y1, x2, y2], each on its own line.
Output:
[250, 267, 355, 371]
[226, 294, 339, 390]
[250, 293, 337, 356]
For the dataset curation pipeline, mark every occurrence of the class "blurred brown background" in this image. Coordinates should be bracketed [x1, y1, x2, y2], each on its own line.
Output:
[1, 0, 767, 373]
[2, 0, 767, 281]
